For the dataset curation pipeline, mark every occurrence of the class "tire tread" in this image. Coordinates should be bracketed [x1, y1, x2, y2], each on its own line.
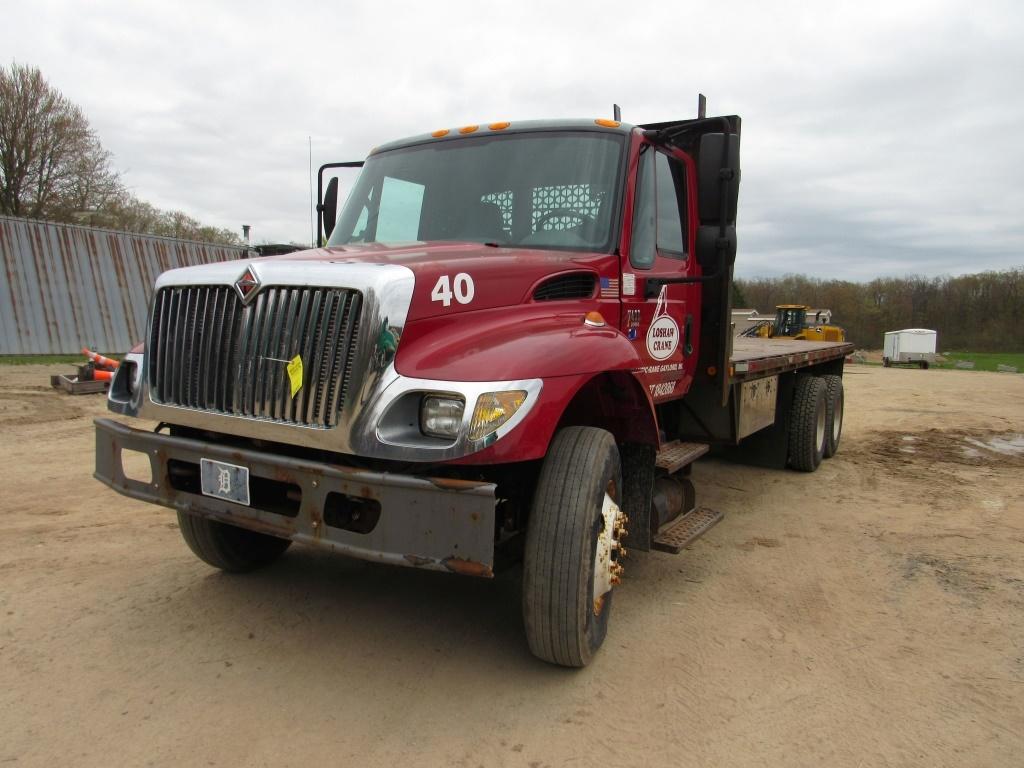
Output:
[788, 375, 827, 472]
[523, 426, 619, 667]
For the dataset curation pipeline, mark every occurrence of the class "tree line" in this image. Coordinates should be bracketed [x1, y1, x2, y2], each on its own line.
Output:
[0, 63, 240, 245]
[734, 269, 1024, 352]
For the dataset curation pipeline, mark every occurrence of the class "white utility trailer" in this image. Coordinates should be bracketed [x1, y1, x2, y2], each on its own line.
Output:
[883, 329, 937, 369]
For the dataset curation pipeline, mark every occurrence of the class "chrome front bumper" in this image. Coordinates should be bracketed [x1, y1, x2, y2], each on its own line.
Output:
[94, 418, 498, 576]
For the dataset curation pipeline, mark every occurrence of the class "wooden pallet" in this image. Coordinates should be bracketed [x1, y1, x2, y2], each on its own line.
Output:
[50, 374, 108, 395]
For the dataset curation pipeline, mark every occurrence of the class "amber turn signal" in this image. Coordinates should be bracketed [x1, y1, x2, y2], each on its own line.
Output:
[469, 391, 527, 441]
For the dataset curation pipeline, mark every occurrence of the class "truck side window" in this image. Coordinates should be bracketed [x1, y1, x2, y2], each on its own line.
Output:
[655, 152, 686, 258]
[375, 177, 425, 242]
[629, 149, 656, 269]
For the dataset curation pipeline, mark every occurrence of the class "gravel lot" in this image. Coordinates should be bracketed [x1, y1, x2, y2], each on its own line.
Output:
[1, 364, 1022, 767]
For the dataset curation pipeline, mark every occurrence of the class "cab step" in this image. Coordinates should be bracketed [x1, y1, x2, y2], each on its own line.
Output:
[652, 507, 724, 554]
[655, 441, 709, 474]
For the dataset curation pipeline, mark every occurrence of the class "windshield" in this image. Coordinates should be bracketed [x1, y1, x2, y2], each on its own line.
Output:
[328, 131, 625, 252]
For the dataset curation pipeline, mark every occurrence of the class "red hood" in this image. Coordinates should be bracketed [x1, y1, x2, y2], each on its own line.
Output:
[267, 241, 618, 320]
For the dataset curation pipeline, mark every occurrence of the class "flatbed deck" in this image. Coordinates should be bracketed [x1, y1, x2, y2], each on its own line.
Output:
[729, 338, 854, 381]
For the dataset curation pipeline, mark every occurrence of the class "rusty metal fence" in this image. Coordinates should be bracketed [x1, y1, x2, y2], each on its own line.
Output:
[0, 215, 247, 354]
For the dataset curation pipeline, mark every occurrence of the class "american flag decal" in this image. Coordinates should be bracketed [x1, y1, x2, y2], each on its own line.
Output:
[600, 276, 619, 298]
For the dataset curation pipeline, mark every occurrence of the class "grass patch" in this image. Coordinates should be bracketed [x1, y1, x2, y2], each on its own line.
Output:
[0, 354, 119, 366]
[935, 352, 1024, 372]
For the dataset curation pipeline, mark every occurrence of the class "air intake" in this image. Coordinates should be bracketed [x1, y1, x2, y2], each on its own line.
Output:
[532, 273, 597, 301]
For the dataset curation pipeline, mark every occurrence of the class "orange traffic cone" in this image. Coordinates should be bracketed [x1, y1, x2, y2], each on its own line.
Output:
[82, 348, 120, 370]
[91, 369, 114, 382]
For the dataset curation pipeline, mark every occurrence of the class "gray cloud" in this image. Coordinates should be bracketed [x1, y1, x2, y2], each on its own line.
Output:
[3, 0, 1021, 279]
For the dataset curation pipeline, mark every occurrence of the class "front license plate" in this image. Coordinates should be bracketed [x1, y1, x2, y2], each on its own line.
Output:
[200, 458, 251, 506]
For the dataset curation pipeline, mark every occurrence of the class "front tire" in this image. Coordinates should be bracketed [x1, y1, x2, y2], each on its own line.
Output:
[177, 512, 291, 573]
[788, 375, 828, 472]
[522, 427, 624, 667]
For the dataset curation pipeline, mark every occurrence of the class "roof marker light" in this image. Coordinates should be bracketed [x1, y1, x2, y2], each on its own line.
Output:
[584, 311, 606, 327]
[488, 121, 511, 130]
[432, 129, 450, 138]
[594, 119, 620, 128]
[458, 124, 479, 134]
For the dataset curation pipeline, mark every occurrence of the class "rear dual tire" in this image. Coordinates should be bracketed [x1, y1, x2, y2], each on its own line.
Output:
[789, 375, 828, 471]
[822, 374, 844, 458]
[788, 374, 844, 470]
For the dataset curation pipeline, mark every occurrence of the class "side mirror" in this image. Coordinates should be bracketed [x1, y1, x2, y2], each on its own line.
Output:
[695, 224, 737, 270]
[321, 177, 339, 240]
[697, 133, 740, 224]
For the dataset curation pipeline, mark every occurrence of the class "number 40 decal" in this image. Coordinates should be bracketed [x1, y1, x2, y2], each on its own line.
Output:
[430, 273, 475, 307]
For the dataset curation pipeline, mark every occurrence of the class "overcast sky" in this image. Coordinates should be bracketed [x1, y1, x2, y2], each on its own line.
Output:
[4, 0, 1022, 280]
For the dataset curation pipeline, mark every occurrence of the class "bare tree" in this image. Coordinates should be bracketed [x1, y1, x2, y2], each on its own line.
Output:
[0, 62, 118, 218]
[84, 189, 240, 245]
[1, 63, 240, 246]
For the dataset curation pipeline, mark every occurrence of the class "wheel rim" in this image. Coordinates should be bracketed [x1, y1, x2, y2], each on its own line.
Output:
[592, 481, 626, 617]
[832, 392, 843, 443]
[816, 398, 827, 450]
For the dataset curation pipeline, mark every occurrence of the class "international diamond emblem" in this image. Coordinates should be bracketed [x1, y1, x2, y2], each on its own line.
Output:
[234, 265, 261, 303]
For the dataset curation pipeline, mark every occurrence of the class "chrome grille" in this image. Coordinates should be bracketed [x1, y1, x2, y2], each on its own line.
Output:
[148, 285, 362, 428]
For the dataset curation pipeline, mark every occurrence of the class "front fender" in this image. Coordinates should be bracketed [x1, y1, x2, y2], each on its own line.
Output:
[395, 305, 658, 465]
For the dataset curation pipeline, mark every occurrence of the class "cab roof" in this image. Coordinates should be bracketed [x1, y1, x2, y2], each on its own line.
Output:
[370, 119, 636, 155]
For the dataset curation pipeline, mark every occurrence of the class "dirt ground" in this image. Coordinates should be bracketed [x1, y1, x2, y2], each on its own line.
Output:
[1, 364, 1022, 767]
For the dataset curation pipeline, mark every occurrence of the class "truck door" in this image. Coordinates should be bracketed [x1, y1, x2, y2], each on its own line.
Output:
[622, 143, 699, 403]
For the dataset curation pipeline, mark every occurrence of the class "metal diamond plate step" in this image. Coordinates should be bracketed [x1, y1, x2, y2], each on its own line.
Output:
[652, 507, 724, 554]
[655, 441, 709, 474]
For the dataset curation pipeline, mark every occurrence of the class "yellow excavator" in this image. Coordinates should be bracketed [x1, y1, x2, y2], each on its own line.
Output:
[748, 304, 846, 342]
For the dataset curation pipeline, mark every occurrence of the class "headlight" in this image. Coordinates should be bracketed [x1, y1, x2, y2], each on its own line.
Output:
[420, 395, 465, 439]
[469, 391, 526, 441]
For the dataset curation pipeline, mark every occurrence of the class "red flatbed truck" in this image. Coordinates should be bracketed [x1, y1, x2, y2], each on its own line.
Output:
[95, 106, 853, 667]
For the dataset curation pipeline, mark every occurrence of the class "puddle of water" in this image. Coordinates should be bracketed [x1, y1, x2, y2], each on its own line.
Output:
[901, 435, 917, 442]
[961, 446, 983, 459]
[899, 447, 916, 454]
